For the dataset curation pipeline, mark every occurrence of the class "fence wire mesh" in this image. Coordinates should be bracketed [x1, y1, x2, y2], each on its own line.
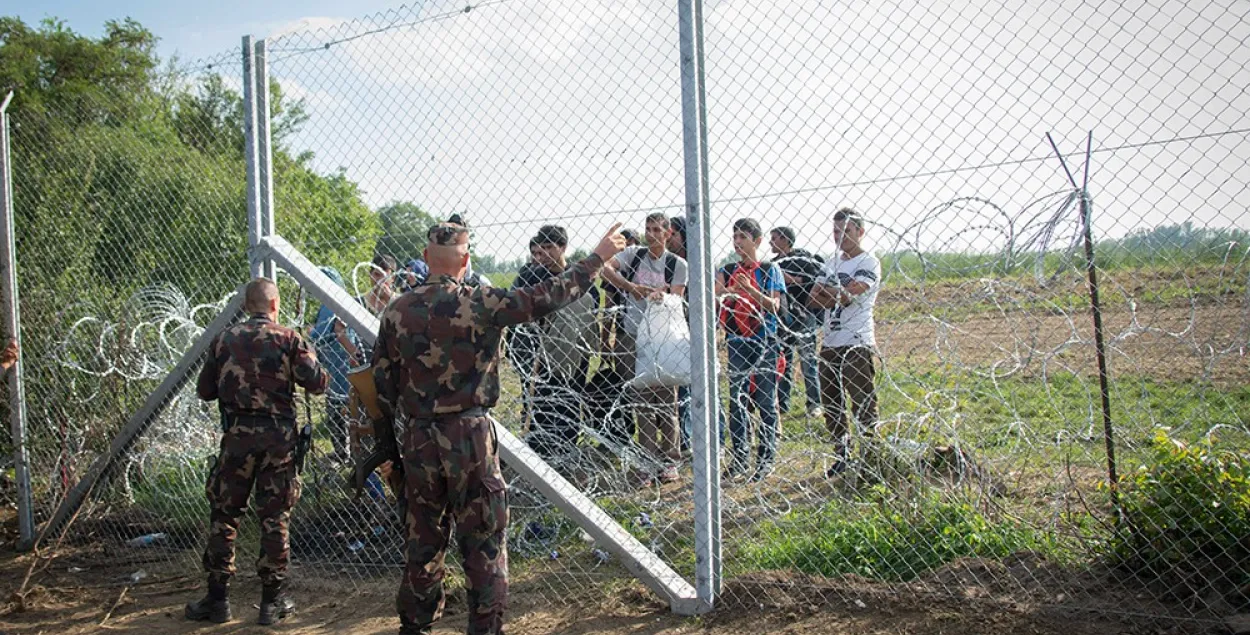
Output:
[3, 45, 250, 573]
[5, 0, 1250, 626]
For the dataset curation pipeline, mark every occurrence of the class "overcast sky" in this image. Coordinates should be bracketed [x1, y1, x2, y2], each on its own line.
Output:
[9, 0, 1250, 262]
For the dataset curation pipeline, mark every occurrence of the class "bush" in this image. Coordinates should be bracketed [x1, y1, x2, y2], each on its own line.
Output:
[1113, 429, 1250, 592]
[741, 488, 1059, 581]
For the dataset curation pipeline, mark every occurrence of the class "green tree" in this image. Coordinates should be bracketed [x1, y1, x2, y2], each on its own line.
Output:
[0, 17, 158, 126]
[0, 16, 380, 470]
[375, 201, 436, 261]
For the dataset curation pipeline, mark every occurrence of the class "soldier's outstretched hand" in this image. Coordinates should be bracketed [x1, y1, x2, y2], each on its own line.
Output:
[593, 222, 628, 260]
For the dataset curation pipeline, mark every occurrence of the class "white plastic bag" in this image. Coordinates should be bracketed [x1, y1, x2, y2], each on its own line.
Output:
[627, 293, 691, 389]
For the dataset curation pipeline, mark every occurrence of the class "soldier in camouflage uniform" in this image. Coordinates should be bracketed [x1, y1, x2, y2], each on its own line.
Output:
[374, 222, 626, 635]
[186, 278, 328, 625]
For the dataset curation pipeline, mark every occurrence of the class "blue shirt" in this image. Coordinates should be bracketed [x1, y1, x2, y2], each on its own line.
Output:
[719, 260, 786, 342]
[309, 305, 360, 400]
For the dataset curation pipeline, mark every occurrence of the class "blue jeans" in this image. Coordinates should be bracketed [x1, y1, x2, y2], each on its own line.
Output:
[679, 385, 726, 450]
[778, 313, 822, 413]
[727, 337, 780, 467]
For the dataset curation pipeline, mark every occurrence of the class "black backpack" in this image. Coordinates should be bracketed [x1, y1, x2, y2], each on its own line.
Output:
[620, 249, 678, 287]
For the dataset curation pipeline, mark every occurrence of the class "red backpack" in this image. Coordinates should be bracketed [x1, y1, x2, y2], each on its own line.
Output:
[718, 261, 765, 337]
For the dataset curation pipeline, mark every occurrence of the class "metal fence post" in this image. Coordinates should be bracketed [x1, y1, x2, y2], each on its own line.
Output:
[0, 91, 34, 550]
[678, 0, 719, 610]
[255, 39, 277, 281]
[242, 36, 263, 279]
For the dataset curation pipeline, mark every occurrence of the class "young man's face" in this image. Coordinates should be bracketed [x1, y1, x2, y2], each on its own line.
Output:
[769, 232, 791, 256]
[540, 243, 565, 270]
[645, 220, 671, 253]
[369, 267, 390, 286]
[833, 219, 864, 253]
[529, 243, 544, 263]
[667, 230, 684, 254]
[733, 229, 760, 260]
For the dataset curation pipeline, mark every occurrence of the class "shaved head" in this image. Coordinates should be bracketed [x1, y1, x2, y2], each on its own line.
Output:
[424, 223, 471, 280]
[244, 278, 279, 314]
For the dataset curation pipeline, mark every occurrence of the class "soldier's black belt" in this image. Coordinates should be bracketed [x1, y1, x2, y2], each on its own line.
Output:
[407, 407, 488, 427]
[222, 412, 297, 432]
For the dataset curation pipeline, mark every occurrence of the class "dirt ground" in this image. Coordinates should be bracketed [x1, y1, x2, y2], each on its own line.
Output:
[0, 538, 1226, 635]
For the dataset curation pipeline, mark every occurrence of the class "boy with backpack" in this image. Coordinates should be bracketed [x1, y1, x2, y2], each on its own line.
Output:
[511, 225, 599, 460]
[602, 213, 689, 484]
[716, 218, 786, 482]
[770, 226, 825, 417]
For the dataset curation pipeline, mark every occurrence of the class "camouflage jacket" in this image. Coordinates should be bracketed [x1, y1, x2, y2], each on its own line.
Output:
[373, 254, 604, 420]
[197, 313, 329, 421]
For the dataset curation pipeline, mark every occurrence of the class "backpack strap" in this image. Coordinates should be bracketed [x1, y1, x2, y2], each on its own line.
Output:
[663, 252, 677, 286]
[621, 248, 646, 283]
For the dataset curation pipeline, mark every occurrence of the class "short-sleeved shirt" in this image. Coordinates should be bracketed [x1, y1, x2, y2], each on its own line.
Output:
[718, 260, 786, 342]
[309, 306, 360, 401]
[197, 314, 329, 420]
[373, 255, 603, 419]
[612, 246, 689, 337]
[818, 252, 881, 348]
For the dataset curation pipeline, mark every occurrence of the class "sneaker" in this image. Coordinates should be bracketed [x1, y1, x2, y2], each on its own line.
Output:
[749, 463, 774, 483]
[721, 460, 747, 481]
[657, 466, 679, 484]
[825, 459, 848, 478]
[807, 406, 824, 418]
[629, 469, 653, 488]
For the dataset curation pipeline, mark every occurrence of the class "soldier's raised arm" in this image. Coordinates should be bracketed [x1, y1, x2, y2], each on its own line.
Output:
[196, 335, 221, 402]
[292, 335, 329, 395]
[483, 223, 626, 328]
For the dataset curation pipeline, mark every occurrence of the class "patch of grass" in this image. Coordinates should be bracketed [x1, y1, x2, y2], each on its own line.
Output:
[488, 271, 518, 289]
[738, 488, 1068, 581]
[129, 459, 212, 529]
[876, 368, 1250, 457]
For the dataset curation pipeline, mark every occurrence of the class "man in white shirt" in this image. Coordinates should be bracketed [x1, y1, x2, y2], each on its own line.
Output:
[602, 213, 689, 484]
[809, 208, 881, 477]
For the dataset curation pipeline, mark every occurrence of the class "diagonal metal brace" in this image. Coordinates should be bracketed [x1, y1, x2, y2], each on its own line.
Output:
[253, 234, 706, 614]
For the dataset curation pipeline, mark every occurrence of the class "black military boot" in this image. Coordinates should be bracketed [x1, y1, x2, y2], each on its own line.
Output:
[398, 615, 431, 635]
[184, 580, 232, 623]
[257, 583, 295, 626]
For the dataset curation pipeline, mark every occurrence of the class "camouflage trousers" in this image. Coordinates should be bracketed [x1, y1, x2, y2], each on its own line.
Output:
[397, 412, 509, 635]
[202, 417, 301, 586]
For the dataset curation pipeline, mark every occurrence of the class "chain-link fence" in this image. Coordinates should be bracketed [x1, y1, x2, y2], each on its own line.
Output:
[5, 0, 1250, 626]
[2, 43, 250, 571]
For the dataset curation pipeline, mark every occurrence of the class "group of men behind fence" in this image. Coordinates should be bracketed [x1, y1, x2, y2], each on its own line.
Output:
[184, 208, 878, 635]
[511, 208, 880, 485]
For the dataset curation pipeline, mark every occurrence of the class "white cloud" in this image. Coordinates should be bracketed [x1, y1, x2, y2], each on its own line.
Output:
[256, 0, 1250, 261]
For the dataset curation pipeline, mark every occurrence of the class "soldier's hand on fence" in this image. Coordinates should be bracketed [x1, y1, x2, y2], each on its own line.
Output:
[0, 338, 17, 372]
[593, 222, 628, 261]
